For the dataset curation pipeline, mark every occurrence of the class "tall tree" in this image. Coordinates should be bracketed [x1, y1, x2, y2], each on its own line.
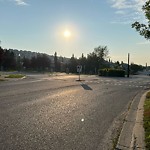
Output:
[94, 46, 108, 60]
[0, 47, 4, 70]
[132, 0, 150, 40]
[22, 57, 31, 70]
[87, 52, 98, 74]
[30, 56, 37, 70]
[69, 54, 78, 73]
[79, 53, 87, 74]
[30, 54, 51, 71]
[3, 49, 16, 70]
[94, 46, 109, 69]
[54, 52, 58, 72]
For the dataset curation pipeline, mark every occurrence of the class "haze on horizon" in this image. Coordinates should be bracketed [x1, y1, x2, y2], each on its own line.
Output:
[0, 0, 150, 65]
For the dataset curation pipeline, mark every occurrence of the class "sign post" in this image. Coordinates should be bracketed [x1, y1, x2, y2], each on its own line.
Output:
[77, 65, 82, 81]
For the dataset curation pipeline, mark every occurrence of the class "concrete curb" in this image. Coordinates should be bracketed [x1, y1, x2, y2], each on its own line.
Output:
[116, 90, 148, 150]
[130, 91, 147, 149]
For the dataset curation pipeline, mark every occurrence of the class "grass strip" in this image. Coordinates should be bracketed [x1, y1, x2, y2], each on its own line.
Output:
[144, 91, 150, 149]
[5, 74, 25, 78]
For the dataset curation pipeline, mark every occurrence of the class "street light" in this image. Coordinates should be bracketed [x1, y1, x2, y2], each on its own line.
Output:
[127, 53, 130, 78]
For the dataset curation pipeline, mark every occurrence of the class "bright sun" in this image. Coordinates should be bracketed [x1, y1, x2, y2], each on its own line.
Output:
[63, 30, 71, 38]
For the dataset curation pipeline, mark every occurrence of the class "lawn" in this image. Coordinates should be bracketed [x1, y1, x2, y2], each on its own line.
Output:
[144, 91, 150, 149]
[5, 74, 25, 78]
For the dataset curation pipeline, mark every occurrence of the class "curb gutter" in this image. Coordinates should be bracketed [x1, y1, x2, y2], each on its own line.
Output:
[116, 91, 147, 150]
[130, 92, 147, 150]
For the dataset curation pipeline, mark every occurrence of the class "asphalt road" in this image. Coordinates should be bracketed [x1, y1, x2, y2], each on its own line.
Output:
[0, 73, 150, 150]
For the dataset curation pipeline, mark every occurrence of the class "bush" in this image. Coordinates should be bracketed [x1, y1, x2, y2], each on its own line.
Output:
[5, 74, 25, 78]
[146, 92, 150, 99]
[98, 68, 125, 77]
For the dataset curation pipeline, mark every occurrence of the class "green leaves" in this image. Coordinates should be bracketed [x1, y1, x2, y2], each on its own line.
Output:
[132, 0, 150, 40]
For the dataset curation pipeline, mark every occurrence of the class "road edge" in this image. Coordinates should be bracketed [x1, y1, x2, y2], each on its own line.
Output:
[130, 91, 150, 149]
[116, 90, 148, 150]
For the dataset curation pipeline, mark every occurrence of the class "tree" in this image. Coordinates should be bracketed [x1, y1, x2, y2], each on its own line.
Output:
[94, 46, 108, 60]
[30, 56, 37, 70]
[87, 52, 98, 74]
[130, 63, 144, 74]
[22, 57, 31, 70]
[30, 54, 51, 71]
[3, 49, 16, 70]
[132, 0, 150, 40]
[78, 53, 87, 74]
[94, 46, 109, 69]
[69, 54, 78, 73]
[0, 47, 4, 70]
[84, 46, 109, 74]
[114, 61, 121, 69]
[54, 52, 58, 72]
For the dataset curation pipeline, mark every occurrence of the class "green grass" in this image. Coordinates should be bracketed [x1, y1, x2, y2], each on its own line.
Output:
[146, 92, 150, 99]
[144, 92, 150, 149]
[5, 74, 25, 78]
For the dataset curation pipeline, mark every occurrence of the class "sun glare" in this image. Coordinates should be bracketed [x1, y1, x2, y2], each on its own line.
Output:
[63, 30, 71, 38]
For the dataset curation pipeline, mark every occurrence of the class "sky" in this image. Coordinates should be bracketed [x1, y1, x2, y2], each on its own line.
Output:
[0, 0, 150, 65]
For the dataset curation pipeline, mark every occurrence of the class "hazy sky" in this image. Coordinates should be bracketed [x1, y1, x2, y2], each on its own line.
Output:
[0, 0, 150, 65]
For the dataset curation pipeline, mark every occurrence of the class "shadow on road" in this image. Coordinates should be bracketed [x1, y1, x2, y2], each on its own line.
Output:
[81, 83, 92, 90]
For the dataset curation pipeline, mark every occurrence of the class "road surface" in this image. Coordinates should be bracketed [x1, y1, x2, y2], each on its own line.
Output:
[0, 73, 149, 149]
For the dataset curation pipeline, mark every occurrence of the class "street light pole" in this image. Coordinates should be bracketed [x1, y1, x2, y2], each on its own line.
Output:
[127, 53, 130, 78]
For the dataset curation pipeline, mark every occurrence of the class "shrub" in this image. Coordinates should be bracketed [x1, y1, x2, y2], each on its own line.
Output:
[5, 74, 25, 78]
[146, 92, 150, 99]
[98, 68, 125, 77]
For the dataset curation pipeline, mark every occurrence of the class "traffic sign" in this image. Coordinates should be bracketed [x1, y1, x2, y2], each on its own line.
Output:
[77, 65, 82, 73]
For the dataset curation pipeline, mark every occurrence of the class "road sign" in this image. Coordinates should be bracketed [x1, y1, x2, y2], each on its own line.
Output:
[77, 65, 82, 73]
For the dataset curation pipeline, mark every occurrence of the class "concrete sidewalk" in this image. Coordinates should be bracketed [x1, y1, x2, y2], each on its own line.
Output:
[116, 91, 149, 150]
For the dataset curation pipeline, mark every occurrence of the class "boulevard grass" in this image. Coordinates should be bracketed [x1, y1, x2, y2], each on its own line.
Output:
[144, 92, 150, 149]
[5, 74, 25, 78]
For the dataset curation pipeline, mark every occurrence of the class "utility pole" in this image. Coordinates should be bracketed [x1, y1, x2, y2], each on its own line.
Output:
[127, 53, 130, 78]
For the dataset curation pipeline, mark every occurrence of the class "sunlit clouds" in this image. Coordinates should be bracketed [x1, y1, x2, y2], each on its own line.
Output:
[0, 0, 29, 6]
[14, 0, 28, 6]
[110, 0, 146, 10]
[109, 0, 147, 24]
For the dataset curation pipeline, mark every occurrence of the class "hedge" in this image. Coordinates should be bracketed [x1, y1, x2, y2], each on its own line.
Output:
[98, 68, 125, 77]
